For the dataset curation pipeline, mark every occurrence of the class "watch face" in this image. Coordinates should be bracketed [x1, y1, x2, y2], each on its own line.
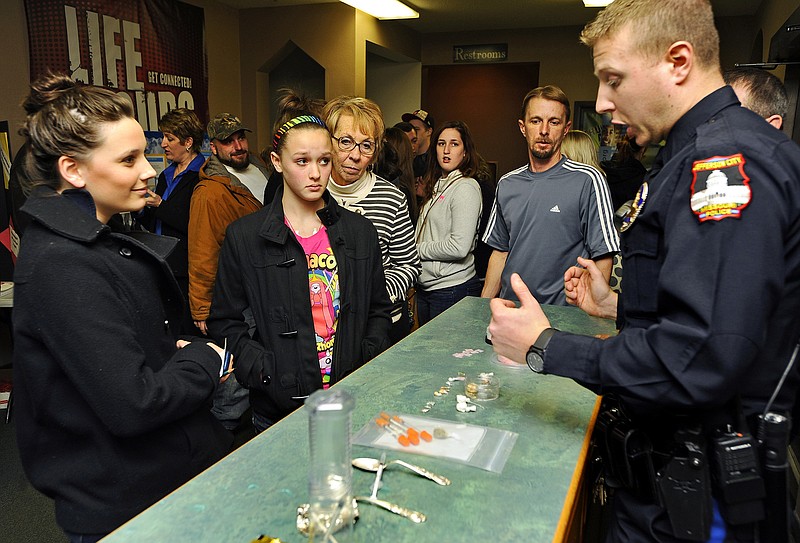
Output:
[526, 351, 544, 373]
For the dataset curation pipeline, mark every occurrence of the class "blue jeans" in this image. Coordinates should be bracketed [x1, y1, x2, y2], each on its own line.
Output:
[252, 411, 275, 434]
[211, 376, 250, 431]
[709, 501, 726, 542]
[416, 276, 481, 325]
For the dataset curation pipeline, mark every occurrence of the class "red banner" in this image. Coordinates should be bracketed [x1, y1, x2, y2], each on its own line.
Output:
[25, 0, 209, 129]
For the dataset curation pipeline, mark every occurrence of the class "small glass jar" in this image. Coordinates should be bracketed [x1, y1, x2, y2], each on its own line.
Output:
[305, 388, 356, 537]
[464, 371, 500, 401]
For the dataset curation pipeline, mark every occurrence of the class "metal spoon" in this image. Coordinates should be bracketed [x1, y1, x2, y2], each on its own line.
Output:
[354, 495, 427, 523]
[352, 457, 451, 486]
[369, 452, 386, 499]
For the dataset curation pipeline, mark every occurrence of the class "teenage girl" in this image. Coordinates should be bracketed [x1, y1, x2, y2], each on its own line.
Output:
[415, 120, 484, 324]
[208, 93, 391, 432]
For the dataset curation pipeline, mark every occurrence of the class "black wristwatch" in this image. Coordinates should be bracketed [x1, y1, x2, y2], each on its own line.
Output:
[526, 328, 558, 373]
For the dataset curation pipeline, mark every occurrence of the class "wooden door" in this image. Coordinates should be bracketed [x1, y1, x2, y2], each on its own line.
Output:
[423, 62, 539, 179]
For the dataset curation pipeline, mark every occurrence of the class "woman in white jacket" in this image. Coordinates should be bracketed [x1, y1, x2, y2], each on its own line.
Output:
[415, 120, 483, 324]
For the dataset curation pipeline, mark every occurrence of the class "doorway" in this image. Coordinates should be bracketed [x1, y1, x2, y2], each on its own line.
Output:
[423, 62, 539, 179]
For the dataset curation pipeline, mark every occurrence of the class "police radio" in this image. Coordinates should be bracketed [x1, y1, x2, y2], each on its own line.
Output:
[711, 426, 765, 524]
[711, 342, 798, 535]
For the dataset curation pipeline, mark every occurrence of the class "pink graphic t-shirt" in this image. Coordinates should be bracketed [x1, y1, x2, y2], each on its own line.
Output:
[291, 223, 340, 388]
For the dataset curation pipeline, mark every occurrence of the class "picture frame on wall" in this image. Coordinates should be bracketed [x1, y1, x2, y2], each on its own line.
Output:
[0, 120, 15, 280]
[573, 101, 661, 169]
[573, 101, 626, 163]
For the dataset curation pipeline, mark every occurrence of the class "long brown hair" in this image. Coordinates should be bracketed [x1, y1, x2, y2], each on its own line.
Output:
[374, 126, 418, 222]
[421, 120, 481, 203]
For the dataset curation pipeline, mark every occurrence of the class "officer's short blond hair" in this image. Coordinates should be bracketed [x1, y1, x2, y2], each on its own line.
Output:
[580, 0, 720, 70]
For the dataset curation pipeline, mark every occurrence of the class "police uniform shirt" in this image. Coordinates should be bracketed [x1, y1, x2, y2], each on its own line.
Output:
[542, 86, 800, 419]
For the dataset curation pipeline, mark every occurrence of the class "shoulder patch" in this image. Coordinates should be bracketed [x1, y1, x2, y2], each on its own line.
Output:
[690, 154, 751, 222]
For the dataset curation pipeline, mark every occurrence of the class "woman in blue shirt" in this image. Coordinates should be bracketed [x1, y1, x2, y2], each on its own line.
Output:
[140, 108, 206, 334]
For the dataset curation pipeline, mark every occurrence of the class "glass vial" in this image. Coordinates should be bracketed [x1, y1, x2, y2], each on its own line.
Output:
[305, 388, 356, 538]
[464, 371, 500, 401]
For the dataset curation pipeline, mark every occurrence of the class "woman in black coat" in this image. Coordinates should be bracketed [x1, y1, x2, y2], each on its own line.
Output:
[13, 74, 232, 543]
[138, 108, 206, 334]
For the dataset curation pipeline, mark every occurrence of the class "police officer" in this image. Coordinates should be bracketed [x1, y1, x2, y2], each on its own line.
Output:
[724, 66, 789, 130]
[487, 0, 800, 541]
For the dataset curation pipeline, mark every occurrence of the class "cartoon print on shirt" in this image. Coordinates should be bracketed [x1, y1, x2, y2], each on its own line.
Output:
[298, 232, 340, 388]
[310, 277, 336, 337]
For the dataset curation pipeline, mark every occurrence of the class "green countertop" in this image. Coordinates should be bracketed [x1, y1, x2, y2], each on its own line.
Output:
[103, 297, 616, 543]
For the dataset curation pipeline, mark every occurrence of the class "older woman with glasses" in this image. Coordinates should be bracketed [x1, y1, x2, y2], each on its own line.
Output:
[138, 108, 206, 334]
[322, 96, 421, 343]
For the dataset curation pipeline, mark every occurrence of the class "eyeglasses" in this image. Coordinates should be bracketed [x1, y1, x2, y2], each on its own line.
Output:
[333, 135, 376, 156]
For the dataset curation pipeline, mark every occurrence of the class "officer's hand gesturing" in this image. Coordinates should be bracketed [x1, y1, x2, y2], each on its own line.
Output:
[564, 256, 618, 320]
[489, 273, 551, 365]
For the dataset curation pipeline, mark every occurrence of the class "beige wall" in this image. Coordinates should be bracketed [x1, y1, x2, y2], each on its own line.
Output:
[355, 9, 421, 95]
[185, 0, 242, 118]
[236, 3, 421, 152]
[358, 10, 423, 126]
[238, 3, 356, 154]
[367, 54, 422, 126]
[1, 0, 31, 143]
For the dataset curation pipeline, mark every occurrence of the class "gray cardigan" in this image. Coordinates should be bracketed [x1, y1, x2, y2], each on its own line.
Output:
[415, 170, 482, 290]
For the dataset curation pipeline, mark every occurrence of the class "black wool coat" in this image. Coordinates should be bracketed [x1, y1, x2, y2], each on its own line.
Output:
[13, 187, 231, 534]
[138, 167, 201, 279]
[208, 186, 392, 423]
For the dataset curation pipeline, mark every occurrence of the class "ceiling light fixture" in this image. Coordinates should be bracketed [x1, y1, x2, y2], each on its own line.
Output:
[339, 0, 419, 20]
[583, 0, 614, 7]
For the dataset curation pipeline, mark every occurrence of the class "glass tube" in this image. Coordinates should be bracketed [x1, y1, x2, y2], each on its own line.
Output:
[305, 388, 356, 539]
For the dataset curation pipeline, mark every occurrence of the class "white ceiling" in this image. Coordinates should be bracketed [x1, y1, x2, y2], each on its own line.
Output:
[215, 0, 766, 33]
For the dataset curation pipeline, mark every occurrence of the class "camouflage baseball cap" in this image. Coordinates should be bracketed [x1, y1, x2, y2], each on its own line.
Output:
[207, 113, 251, 141]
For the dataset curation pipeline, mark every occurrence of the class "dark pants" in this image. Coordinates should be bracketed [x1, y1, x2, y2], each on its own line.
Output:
[416, 276, 481, 326]
[388, 300, 411, 345]
[605, 489, 751, 542]
[252, 411, 275, 434]
[65, 532, 105, 543]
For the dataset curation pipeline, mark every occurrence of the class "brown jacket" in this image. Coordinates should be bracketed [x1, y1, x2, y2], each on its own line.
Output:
[188, 154, 266, 321]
